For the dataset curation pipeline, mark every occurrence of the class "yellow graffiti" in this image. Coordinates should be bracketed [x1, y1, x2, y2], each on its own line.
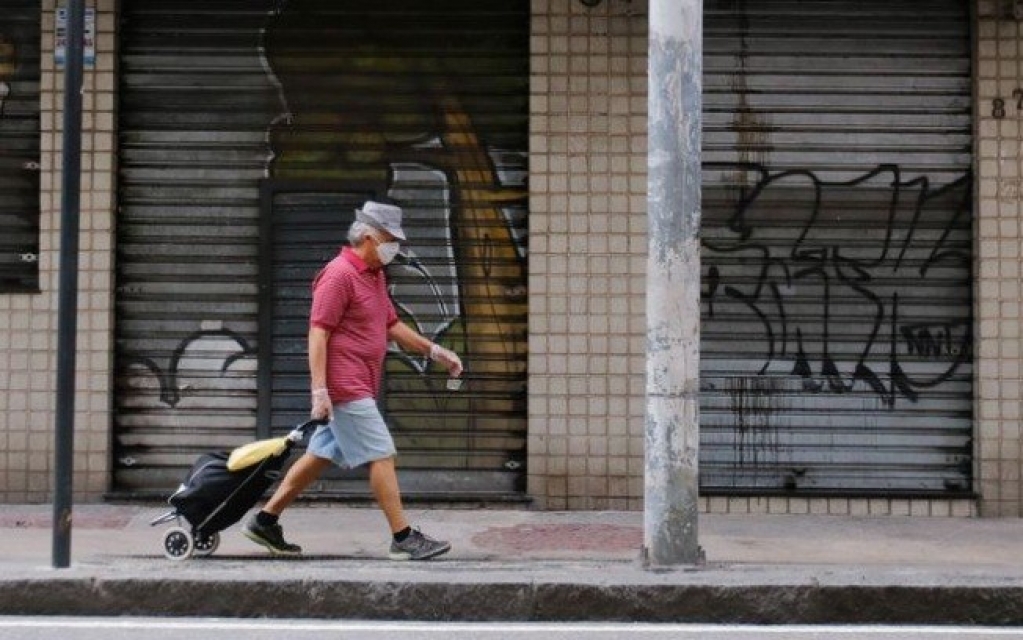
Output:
[0, 35, 15, 115]
[436, 93, 527, 415]
[0, 36, 14, 77]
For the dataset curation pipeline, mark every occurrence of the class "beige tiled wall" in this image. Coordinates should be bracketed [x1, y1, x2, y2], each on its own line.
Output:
[528, 0, 650, 510]
[0, 0, 116, 502]
[974, 1, 1023, 517]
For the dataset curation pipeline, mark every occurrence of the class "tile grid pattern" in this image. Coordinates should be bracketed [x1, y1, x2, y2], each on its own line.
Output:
[975, 1, 1023, 517]
[529, 0, 650, 510]
[0, 0, 116, 501]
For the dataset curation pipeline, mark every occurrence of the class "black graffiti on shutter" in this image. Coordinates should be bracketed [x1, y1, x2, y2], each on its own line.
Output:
[703, 163, 972, 408]
[119, 328, 257, 408]
[727, 376, 782, 472]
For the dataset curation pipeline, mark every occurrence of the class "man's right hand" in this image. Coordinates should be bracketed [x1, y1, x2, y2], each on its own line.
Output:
[311, 388, 333, 421]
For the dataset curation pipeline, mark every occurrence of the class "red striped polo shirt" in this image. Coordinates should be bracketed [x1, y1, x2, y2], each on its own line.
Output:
[309, 246, 399, 403]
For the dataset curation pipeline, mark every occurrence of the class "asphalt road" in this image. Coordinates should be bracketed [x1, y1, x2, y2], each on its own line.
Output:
[3, 619, 1023, 640]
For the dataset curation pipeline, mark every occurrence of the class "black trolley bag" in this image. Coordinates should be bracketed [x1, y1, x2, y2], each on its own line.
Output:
[150, 418, 327, 560]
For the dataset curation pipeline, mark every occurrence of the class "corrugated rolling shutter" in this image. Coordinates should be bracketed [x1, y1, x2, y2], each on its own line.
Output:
[115, 0, 528, 498]
[700, 0, 973, 494]
[115, 1, 287, 490]
[257, 0, 529, 497]
[0, 1, 40, 292]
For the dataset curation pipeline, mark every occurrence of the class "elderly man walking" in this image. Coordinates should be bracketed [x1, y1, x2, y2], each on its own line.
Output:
[244, 200, 462, 560]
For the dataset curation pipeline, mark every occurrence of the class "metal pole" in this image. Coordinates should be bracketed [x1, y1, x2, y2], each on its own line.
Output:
[53, 0, 86, 569]
[643, 0, 703, 568]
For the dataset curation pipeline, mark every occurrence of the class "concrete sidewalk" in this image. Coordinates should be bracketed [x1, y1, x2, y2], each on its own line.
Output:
[1, 503, 1023, 624]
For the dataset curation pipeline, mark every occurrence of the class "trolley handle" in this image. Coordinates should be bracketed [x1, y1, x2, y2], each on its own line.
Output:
[286, 417, 330, 442]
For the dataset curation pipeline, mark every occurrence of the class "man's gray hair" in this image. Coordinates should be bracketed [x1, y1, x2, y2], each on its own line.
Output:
[347, 220, 377, 246]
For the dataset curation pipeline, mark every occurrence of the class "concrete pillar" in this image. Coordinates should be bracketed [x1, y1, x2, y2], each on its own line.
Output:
[643, 0, 703, 568]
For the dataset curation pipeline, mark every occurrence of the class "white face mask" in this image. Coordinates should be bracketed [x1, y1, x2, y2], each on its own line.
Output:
[375, 240, 401, 265]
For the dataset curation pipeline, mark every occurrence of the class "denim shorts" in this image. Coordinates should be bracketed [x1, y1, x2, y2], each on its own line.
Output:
[307, 397, 397, 468]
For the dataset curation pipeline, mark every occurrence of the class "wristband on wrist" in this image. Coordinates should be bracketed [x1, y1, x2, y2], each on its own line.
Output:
[428, 343, 440, 360]
[311, 388, 329, 396]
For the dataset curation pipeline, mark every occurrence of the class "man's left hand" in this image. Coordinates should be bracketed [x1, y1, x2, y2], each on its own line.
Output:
[430, 343, 463, 377]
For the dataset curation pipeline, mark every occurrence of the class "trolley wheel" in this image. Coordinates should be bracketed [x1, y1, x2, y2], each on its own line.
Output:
[193, 531, 220, 556]
[162, 526, 194, 560]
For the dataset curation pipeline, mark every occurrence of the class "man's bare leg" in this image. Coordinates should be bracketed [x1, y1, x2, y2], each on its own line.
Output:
[368, 456, 409, 534]
[262, 453, 332, 515]
[244, 453, 330, 555]
[371, 456, 451, 560]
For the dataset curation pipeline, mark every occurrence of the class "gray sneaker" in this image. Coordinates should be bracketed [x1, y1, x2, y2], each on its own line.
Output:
[243, 516, 302, 556]
[388, 527, 451, 561]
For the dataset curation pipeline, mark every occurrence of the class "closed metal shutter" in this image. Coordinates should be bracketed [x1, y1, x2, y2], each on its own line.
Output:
[115, 0, 528, 497]
[700, 0, 973, 494]
[0, 1, 40, 292]
[257, 0, 529, 497]
[115, 0, 294, 490]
